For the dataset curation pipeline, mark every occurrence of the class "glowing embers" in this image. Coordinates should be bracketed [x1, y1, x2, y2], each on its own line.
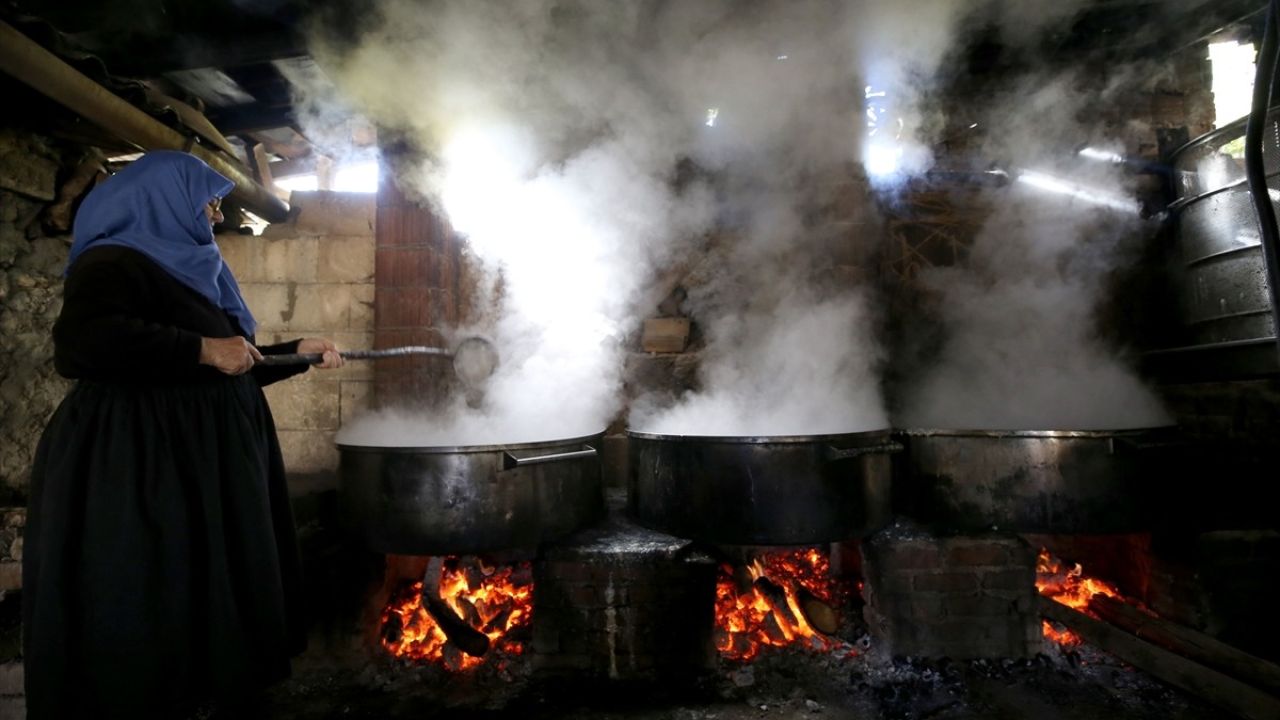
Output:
[1035, 548, 1126, 647]
[714, 548, 847, 662]
[380, 558, 533, 671]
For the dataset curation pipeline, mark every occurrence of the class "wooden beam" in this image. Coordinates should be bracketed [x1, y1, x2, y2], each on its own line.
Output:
[1090, 594, 1280, 697]
[1039, 596, 1280, 720]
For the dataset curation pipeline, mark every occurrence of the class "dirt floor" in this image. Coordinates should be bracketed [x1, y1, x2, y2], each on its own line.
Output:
[259, 632, 1223, 720]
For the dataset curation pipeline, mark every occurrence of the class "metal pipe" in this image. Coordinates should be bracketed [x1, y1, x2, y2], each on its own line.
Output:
[0, 20, 289, 222]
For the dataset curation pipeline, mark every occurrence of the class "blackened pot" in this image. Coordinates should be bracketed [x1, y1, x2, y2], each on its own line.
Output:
[895, 427, 1180, 534]
[338, 432, 604, 555]
[626, 429, 899, 545]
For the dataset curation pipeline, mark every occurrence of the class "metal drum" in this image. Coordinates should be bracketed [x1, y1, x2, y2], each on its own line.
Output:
[627, 429, 899, 546]
[895, 427, 1180, 533]
[338, 432, 604, 555]
[1156, 111, 1279, 376]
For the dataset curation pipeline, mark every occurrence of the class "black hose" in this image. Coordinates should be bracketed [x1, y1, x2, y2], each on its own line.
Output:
[1244, 0, 1280, 361]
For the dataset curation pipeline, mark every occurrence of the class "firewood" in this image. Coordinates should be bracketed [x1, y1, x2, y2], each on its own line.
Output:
[483, 606, 514, 635]
[761, 610, 788, 644]
[1089, 594, 1280, 697]
[1039, 596, 1280, 720]
[422, 557, 490, 658]
[454, 596, 483, 629]
[754, 575, 800, 628]
[797, 585, 839, 635]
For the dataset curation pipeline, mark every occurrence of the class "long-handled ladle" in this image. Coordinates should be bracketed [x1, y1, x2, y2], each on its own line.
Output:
[256, 336, 499, 385]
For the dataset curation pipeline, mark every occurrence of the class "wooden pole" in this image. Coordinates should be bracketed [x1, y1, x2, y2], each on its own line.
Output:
[1090, 594, 1280, 697]
[1039, 596, 1280, 720]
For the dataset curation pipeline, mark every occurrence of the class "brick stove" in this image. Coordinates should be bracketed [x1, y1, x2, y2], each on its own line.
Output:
[531, 512, 717, 681]
[860, 523, 1041, 660]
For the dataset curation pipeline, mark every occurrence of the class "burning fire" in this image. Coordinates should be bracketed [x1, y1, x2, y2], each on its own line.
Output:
[381, 559, 533, 671]
[1035, 548, 1122, 647]
[714, 548, 842, 662]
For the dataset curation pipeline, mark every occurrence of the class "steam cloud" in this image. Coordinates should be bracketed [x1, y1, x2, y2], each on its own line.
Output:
[896, 71, 1171, 430]
[310, 0, 1174, 445]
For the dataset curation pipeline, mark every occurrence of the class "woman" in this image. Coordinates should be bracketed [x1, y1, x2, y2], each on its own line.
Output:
[23, 151, 342, 718]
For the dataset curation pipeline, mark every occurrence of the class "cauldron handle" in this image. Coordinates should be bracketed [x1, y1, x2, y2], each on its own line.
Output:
[502, 445, 597, 470]
[825, 442, 904, 462]
[1109, 436, 1183, 454]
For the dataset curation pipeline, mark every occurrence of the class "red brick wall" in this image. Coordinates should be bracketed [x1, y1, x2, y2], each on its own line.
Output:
[373, 177, 463, 408]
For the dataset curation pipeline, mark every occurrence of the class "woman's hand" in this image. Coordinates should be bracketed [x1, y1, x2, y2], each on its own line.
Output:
[298, 337, 345, 369]
[200, 336, 263, 375]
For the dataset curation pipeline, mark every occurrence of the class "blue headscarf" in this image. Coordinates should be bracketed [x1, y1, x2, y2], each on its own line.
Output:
[68, 150, 257, 336]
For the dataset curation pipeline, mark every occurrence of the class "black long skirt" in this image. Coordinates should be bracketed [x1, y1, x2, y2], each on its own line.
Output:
[22, 375, 304, 719]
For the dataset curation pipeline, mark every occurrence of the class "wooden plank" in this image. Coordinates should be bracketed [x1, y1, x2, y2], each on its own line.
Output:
[1090, 594, 1280, 697]
[1039, 596, 1280, 720]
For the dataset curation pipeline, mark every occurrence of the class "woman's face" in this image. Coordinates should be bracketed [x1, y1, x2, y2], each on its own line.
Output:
[203, 196, 224, 227]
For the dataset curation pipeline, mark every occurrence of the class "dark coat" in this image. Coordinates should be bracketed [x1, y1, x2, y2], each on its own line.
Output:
[24, 245, 308, 719]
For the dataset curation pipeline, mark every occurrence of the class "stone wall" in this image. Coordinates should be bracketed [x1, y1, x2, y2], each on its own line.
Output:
[217, 191, 377, 493]
[0, 129, 73, 502]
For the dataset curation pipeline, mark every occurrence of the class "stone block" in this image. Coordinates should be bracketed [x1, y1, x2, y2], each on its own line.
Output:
[259, 220, 300, 239]
[349, 283, 376, 330]
[288, 283, 354, 332]
[914, 572, 978, 592]
[908, 595, 945, 619]
[0, 141, 57, 201]
[340, 380, 374, 427]
[888, 543, 941, 570]
[640, 318, 690, 353]
[264, 376, 341, 431]
[261, 236, 318, 283]
[318, 236, 375, 283]
[0, 696, 24, 719]
[292, 191, 376, 237]
[981, 569, 1034, 592]
[944, 593, 1017, 617]
[0, 660, 22, 695]
[215, 234, 260, 281]
[0, 562, 19, 592]
[239, 283, 292, 332]
[947, 541, 1011, 567]
[276, 429, 339, 475]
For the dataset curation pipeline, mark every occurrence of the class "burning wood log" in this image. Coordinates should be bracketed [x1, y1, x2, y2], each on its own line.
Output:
[422, 557, 491, 658]
[454, 596, 484, 629]
[1038, 596, 1280, 720]
[1089, 594, 1280, 697]
[754, 575, 800, 628]
[797, 585, 838, 636]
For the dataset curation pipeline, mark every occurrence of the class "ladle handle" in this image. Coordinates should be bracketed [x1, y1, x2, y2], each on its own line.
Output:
[502, 445, 598, 470]
[825, 442, 904, 462]
[256, 345, 451, 366]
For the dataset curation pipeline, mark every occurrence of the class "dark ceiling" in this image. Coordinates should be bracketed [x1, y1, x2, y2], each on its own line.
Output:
[0, 0, 1266, 176]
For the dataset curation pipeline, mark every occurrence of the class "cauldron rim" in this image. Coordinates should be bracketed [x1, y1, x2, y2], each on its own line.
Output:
[896, 425, 1177, 439]
[335, 429, 604, 455]
[625, 427, 892, 444]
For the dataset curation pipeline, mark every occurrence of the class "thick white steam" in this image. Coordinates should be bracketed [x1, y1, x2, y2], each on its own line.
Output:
[897, 71, 1172, 430]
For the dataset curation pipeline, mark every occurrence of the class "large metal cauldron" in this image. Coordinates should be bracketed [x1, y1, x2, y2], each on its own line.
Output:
[627, 429, 898, 546]
[895, 427, 1179, 534]
[339, 432, 604, 555]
